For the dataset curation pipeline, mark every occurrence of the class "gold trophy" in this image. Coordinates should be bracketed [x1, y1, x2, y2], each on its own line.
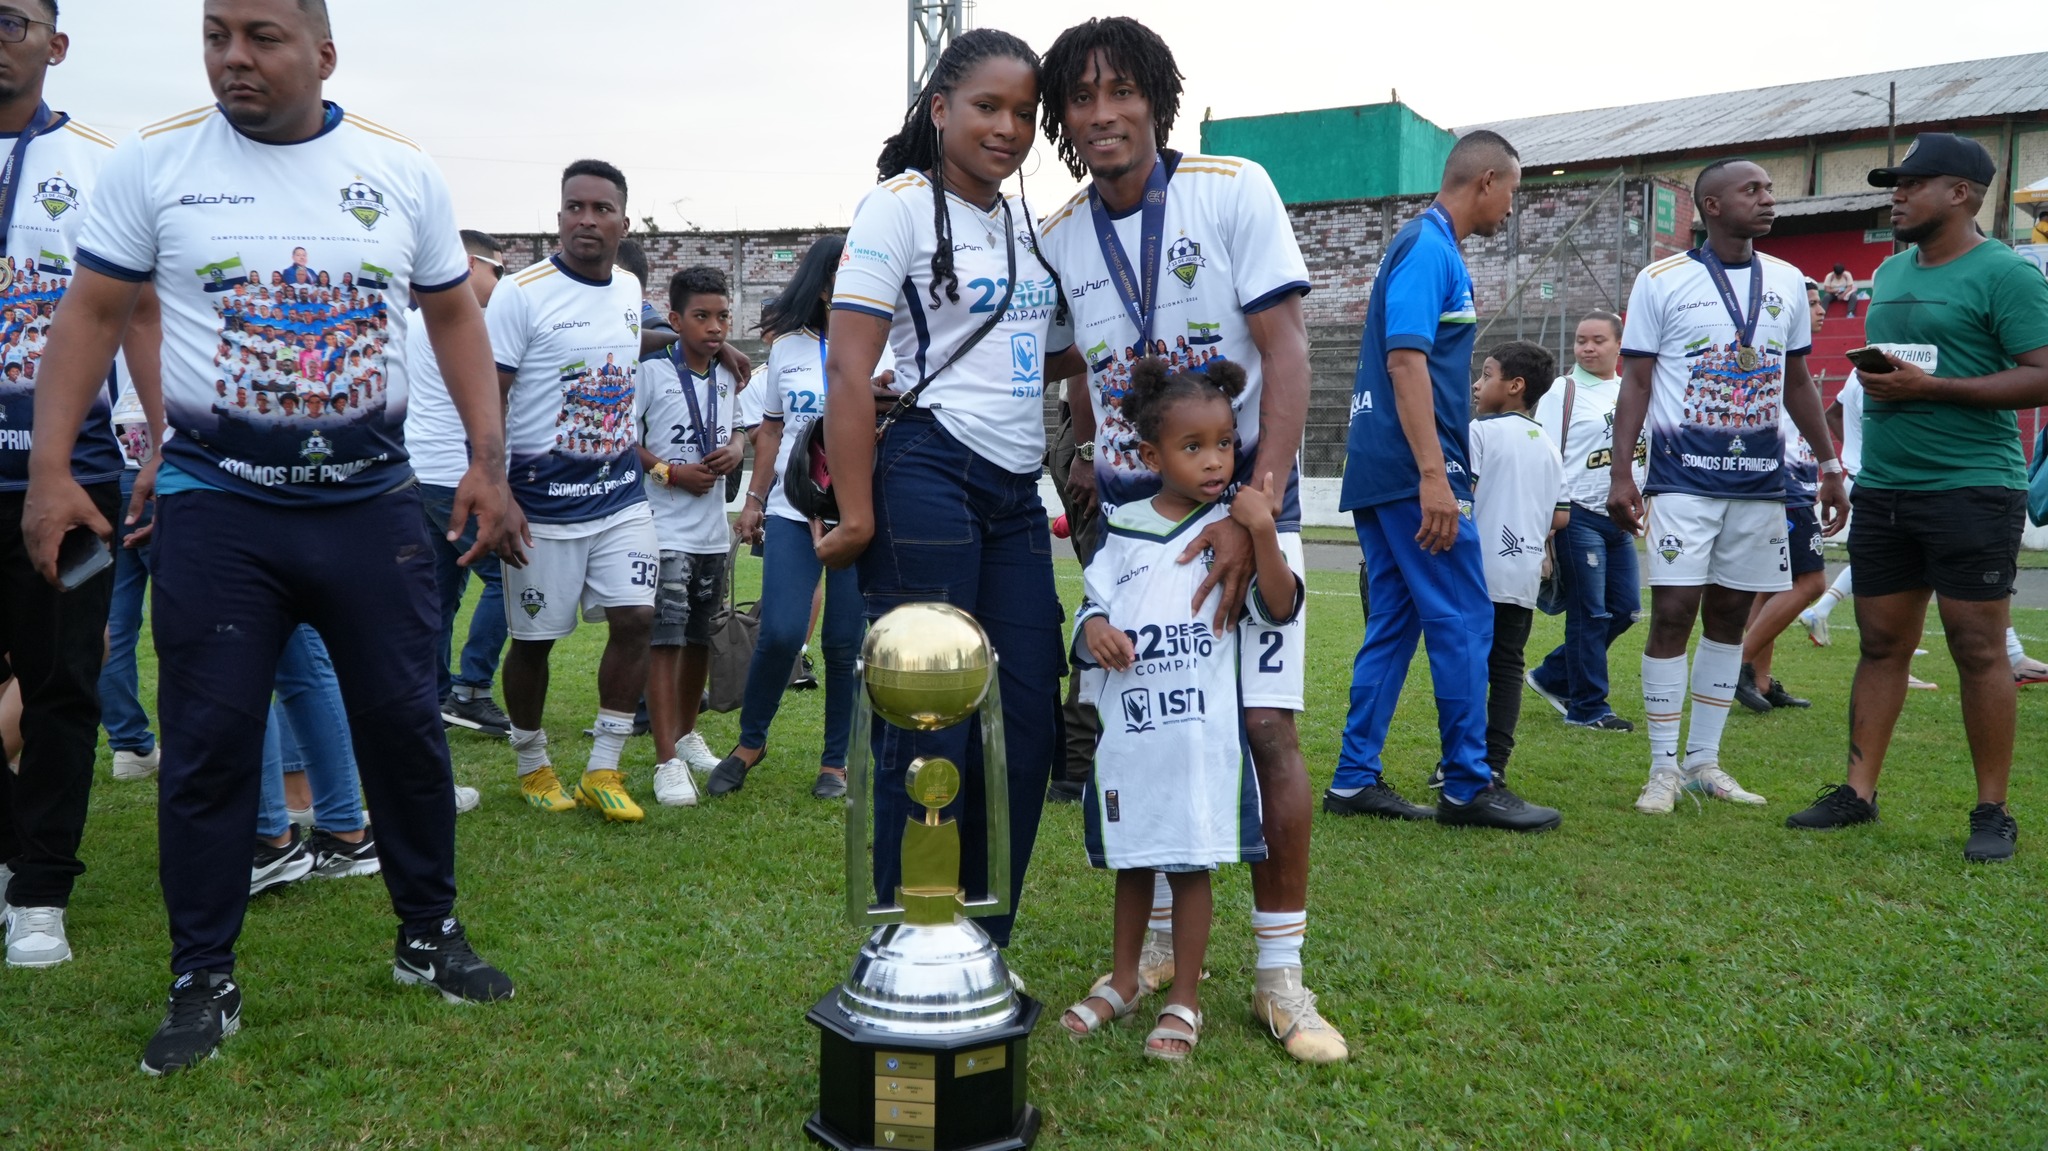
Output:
[806, 603, 1041, 1151]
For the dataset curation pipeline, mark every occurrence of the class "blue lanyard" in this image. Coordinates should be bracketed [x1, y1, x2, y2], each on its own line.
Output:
[0, 102, 56, 260]
[669, 346, 720, 460]
[1698, 246, 1764, 354]
[1088, 151, 1179, 347]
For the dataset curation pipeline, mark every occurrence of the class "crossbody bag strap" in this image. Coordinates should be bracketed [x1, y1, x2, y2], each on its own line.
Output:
[1560, 375, 1577, 464]
[874, 197, 1019, 442]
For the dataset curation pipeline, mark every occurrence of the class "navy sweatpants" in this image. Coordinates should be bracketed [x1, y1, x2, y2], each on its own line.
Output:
[152, 484, 457, 975]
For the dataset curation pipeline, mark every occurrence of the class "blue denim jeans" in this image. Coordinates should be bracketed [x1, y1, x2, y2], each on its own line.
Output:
[99, 469, 156, 754]
[418, 483, 507, 697]
[1529, 505, 1640, 723]
[255, 624, 366, 838]
[858, 411, 1063, 949]
[738, 514, 863, 765]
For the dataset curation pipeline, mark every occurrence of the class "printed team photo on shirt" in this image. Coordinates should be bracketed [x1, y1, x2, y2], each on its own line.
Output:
[195, 246, 393, 437]
[0, 256, 60, 393]
[548, 356, 635, 460]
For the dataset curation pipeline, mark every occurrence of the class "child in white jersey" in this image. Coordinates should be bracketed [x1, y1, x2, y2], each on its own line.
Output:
[1061, 358, 1296, 1062]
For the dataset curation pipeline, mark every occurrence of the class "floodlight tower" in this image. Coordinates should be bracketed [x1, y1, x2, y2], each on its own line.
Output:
[908, 0, 972, 106]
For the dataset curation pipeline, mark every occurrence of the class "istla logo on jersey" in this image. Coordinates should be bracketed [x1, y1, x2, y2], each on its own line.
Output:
[1657, 533, 1685, 564]
[520, 586, 547, 618]
[34, 174, 78, 220]
[299, 431, 334, 466]
[340, 180, 387, 230]
[1011, 332, 1040, 385]
[1120, 688, 1154, 734]
[1166, 236, 1206, 288]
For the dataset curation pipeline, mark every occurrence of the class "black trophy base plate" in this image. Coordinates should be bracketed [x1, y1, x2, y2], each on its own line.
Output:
[806, 989, 1042, 1151]
[804, 1105, 1040, 1151]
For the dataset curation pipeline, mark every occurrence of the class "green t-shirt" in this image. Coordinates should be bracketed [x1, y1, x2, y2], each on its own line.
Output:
[1859, 240, 2048, 491]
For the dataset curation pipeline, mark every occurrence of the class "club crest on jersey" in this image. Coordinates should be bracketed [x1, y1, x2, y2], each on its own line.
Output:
[34, 174, 78, 220]
[1166, 237, 1206, 288]
[339, 180, 387, 230]
[625, 310, 639, 338]
[1763, 291, 1785, 320]
[1658, 534, 1684, 564]
[1120, 688, 1155, 734]
[299, 432, 334, 466]
[519, 587, 547, 618]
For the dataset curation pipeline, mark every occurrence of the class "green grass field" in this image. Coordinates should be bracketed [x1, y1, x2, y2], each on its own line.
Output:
[6, 552, 2048, 1149]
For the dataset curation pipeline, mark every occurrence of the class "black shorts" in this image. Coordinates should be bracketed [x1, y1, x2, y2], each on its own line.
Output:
[1847, 486, 2023, 602]
[1787, 505, 1826, 577]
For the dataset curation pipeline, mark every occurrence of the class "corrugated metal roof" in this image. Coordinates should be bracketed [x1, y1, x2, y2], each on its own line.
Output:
[1459, 52, 2048, 168]
[1774, 191, 1891, 218]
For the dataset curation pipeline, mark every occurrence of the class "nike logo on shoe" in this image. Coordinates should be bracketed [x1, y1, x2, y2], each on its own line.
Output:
[397, 956, 438, 983]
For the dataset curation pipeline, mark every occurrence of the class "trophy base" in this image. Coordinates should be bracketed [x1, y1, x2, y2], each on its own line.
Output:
[806, 989, 1043, 1151]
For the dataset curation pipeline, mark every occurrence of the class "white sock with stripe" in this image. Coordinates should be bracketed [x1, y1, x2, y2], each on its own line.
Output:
[509, 727, 548, 776]
[1815, 566, 1853, 617]
[1148, 871, 1174, 934]
[586, 710, 635, 776]
[1252, 910, 1307, 970]
[1642, 653, 1686, 777]
[1683, 638, 1742, 766]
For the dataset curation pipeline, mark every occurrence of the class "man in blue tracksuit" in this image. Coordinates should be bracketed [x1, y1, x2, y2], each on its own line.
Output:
[1327, 131, 1561, 832]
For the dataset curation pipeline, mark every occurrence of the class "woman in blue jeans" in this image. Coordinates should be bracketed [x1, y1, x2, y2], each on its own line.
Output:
[252, 625, 376, 888]
[815, 29, 1067, 949]
[711, 236, 864, 801]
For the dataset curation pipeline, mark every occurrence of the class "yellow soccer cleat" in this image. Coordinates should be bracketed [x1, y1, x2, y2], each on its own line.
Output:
[576, 769, 644, 823]
[519, 765, 577, 813]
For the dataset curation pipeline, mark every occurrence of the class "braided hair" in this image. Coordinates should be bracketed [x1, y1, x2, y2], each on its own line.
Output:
[874, 28, 1065, 323]
[1122, 356, 1246, 446]
[1039, 17, 1184, 181]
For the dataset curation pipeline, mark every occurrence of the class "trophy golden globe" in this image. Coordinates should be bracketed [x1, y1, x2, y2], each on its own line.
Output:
[805, 603, 1042, 1151]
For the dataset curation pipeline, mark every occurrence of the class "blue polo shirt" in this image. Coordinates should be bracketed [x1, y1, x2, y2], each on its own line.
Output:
[1340, 203, 1478, 511]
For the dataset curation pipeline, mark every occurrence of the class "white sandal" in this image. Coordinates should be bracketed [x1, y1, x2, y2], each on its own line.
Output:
[1143, 1003, 1202, 1062]
[1061, 982, 1137, 1039]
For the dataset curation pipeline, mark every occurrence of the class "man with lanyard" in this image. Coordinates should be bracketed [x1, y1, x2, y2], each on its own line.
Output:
[1330, 131, 1563, 834]
[0, 0, 155, 971]
[1037, 16, 1341, 1064]
[25, 0, 524, 1073]
[1785, 134, 2048, 860]
[1608, 158, 1846, 816]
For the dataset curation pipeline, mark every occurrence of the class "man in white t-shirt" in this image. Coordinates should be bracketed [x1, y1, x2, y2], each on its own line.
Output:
[490, 159, 658, 824]
[1607, 159, 1847, 815]
[25, 0, 522, 1074]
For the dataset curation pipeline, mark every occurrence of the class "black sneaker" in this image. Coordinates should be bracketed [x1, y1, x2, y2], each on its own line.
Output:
[1046, 779, 1086, 804]
[789, 653, 819, 691]
[249, 828, 314, 896]
[1567, 713, 1635, 733]
[308, 827, 381, 879]
[394, 918, 515, 1004]
[140, 970, 241, 1076]
[1734, 664, 1773, 713]
[1436, 784, 1562, 832]
[1761, 680, 1811, 709]
[1322, 781, 1435, 820]
[1964, 802, 2019, 863]
[706, 753, 754, 797]
[442, 692, 513, 738]
[1784, 783, 1879, 830]
[811, 770, 847, 800]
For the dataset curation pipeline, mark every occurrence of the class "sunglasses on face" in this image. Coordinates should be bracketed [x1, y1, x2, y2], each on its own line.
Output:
[471, 254, 504, 280]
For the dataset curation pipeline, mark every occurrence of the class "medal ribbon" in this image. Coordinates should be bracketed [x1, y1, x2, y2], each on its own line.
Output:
[1088, 151, 1180, 347]
[670, 346, 720, 460]
[1698, 246, 1764, 359]
[0, 102, 57, 273]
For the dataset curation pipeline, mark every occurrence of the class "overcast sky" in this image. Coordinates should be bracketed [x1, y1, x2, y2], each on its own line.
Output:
[46, 1, 2037, 236]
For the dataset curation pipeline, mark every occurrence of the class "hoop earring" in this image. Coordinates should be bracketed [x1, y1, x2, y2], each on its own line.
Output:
[1020, 146, 1041, 179]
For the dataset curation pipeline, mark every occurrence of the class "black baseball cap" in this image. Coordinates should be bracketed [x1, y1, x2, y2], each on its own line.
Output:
[1868, 133, 1996, 187]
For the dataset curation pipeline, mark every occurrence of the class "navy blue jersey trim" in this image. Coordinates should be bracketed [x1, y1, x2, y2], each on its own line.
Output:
[1619, 349, 1658, 359]
[548, 253, 612, 287]
[1104, 504, 1214, 544]
[1786, 345, 1813, 357]
[222, 100, 345, 146]
[413, 268, 470, 295]
[1242, 280, 1311, 316]
[77, 248, 149, 282]
[493, 361, 517, 375]
[638, 343, 675, 364]
[830, 301, 893, 321]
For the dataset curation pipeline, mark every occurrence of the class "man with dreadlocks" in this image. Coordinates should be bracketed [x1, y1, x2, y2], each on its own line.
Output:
[1033, 16, 1342, 1065]
[815, 28, 1069, 954]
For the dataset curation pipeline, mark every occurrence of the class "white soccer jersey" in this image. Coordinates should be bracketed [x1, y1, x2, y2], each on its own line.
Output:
[1072, 501, 1276, 870]
[1469, 413, 1565, 609]
[831, 171, 1063, 474]
[77, 104, 466, 505]
[488, 255, 646, 529]
[0, 113, 127, 488]
[1837, 372, 1864, 476]
[402, 305, 469, 487]
[736, 366, 766, 429]
[1535, 366, 1645, 513]
[1038, 154, 1310, 528]
[634, 347, 737, 554]
[758, 329, 827, 523]
[1620, 250, 1812, 501]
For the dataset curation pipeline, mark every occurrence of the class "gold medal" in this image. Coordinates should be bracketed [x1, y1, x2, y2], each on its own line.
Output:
[0, 260, 15, 293]
[1737, 345, 1758, 372]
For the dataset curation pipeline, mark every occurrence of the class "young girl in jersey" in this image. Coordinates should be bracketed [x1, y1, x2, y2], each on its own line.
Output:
[1061, 358, 1297, 1061]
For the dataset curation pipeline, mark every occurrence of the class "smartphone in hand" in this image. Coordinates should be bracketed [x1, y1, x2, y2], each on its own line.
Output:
[56, 526, 112, 592]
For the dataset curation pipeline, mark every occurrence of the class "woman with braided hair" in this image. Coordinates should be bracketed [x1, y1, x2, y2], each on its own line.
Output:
[814, 28, 1067, 952]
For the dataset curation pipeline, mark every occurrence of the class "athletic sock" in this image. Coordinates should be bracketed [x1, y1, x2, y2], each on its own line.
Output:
[1326, 786, 1363, 798]
[509, 727, 548, 775]
[1815, 568, 1853, 618]
[452, 683, 478, 703]
[1642, 653, 1687, 776]
[1148, 872, 1174, 934]
[1251, 910, 1307, 971]
[586, 710, 634, 775]
[2007, 627, 2026, 669]
[1684, 638, 1742, 765]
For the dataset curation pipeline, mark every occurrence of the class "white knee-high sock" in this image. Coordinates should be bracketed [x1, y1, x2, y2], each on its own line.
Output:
[1148, 871, 1173, 934]
[1252, 910, 1307, 970]
[586, 709, 634, 775]
[2007, 627, 2026, 669]
[509, 727, 548, 775]
[1815, 567, 1853, 617]
[1643, 653, 1687, 777]
[1684, 638, 1742, 764]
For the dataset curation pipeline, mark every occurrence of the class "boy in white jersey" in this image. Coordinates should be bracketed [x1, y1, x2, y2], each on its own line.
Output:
[635, 267, 743, 807]
[489, 160, 659, 824]
[1607, 159, 1847, 815]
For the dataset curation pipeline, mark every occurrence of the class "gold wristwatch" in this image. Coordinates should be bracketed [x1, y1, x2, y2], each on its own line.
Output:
[650, 461, 671, 486]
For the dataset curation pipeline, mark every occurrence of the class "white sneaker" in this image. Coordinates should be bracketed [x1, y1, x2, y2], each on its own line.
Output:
[1635, 770, 1683, 814]
[1684, 762, 1767, 805]
[677, 731, 722, 774]
[112, 746, 160, 781]
[1524, 670, 1569, 716]
[0, 862, 11, 919]
[1907, 674, 1938, 691]
[1798, 608, 1830, 648]
[653, 757, 700, 807]
[5, 905, 72, 968]
[452, 785, 481, 815]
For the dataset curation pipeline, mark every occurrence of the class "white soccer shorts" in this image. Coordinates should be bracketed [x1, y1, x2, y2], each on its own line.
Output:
[501, 503, 660, 640]
[1644, 493, 1791, 593]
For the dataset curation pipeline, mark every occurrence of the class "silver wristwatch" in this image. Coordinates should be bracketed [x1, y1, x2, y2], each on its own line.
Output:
[1074, 440, 1095, 463]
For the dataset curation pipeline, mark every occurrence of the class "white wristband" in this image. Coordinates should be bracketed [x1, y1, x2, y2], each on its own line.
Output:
[1820, 459, 1844, 477]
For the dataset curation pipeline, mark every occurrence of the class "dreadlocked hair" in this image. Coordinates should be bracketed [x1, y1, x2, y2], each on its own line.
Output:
[1123, 356, 1246, 446]
[875, 28, 1056, 313]
[1039, 17, 1184, 181]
